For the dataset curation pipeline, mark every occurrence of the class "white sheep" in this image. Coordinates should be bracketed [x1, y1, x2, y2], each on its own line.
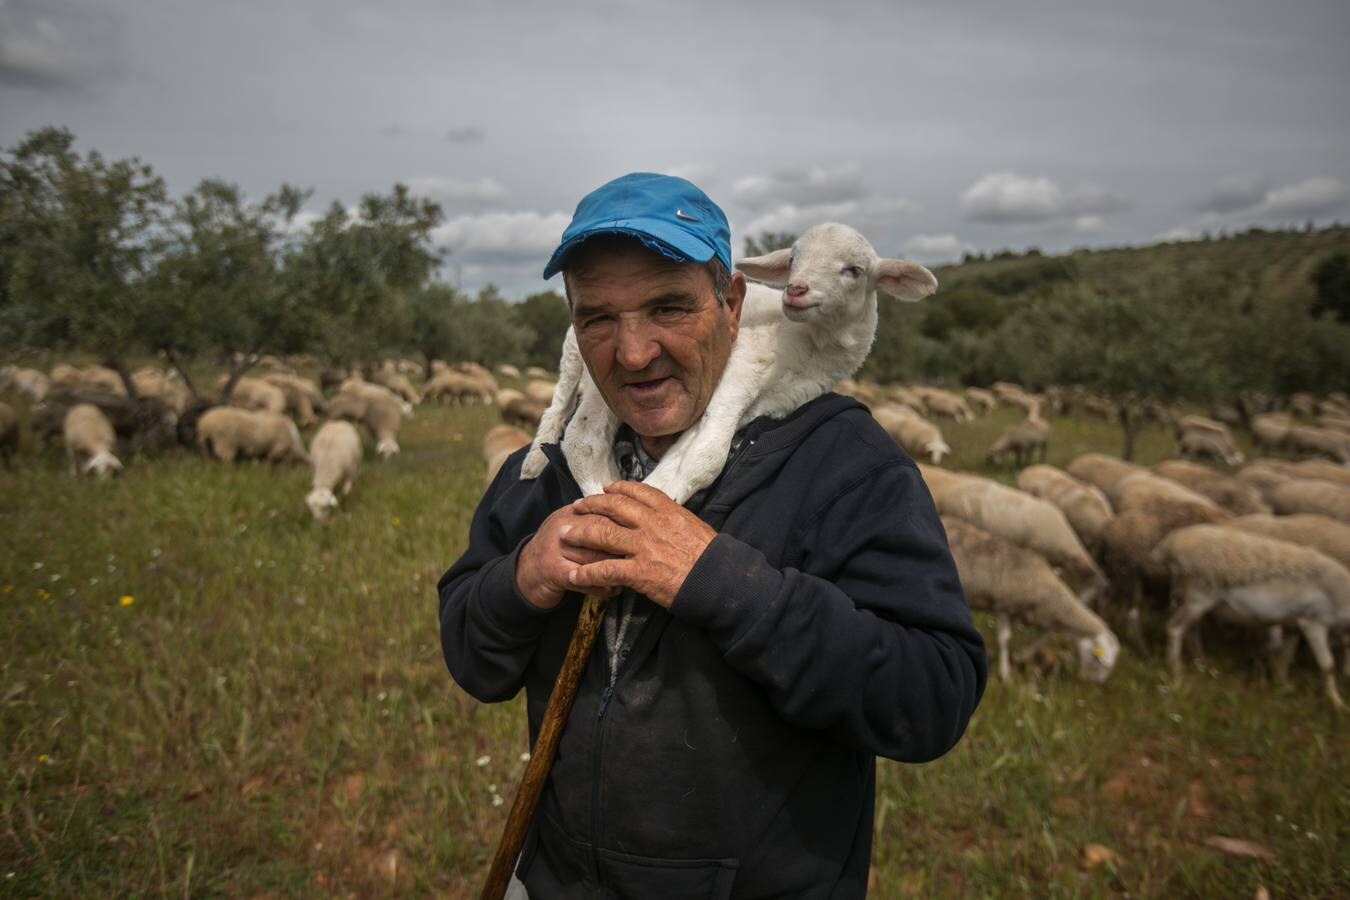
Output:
[943, 516, 1119, 683]
[873, 404, 951, 465]
[196, 407, 310, 464]
[326, 391, 403, 459]
[339, 377, 413, 418]
[1016, 464, 1114, 547]
[985, 415, 1050, 467]
[306, 420, 363, 521]
[1177, 429, 1244, 466]
[483, 424, 533, 485]
[216, 374, 287, 414]
[1151, 459, 1270, 515]
[1154, 524, 1350, 709]
[63, 403, 123, 478]
[1065, 453, 1146, 497]
[1285, 425, 1350, 464]
[0, 365, 50, 403]
[523, 223, 938, 503]
[1266, 478, 1350, 524]
[496, 363, 522, 380]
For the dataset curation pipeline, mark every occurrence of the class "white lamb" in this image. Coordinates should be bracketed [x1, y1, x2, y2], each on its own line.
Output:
[521, 223, 938, 503]
[305, 420, 363, 521]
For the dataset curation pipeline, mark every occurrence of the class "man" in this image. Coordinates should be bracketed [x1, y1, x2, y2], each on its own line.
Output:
[439, 173, 986, 898]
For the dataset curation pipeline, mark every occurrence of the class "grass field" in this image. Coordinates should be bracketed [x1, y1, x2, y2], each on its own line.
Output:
[2, 391, 1347, 897]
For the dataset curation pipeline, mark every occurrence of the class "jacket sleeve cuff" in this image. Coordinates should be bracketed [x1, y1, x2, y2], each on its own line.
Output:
[478, 536, 558, 632]
[670, 532, 784, 640]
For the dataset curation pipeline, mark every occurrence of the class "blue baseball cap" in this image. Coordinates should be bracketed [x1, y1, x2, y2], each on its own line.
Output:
[542, 172, 732, 280]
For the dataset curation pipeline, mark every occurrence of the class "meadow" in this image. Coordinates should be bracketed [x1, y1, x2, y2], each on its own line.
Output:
[2, 395, 1347, 898]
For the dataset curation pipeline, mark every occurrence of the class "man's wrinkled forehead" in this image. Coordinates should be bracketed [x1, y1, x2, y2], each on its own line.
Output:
[563, 234, 711, 302]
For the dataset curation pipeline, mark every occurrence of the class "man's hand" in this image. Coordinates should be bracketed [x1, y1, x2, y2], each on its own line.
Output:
[515, 504, 621, 610]
[561, 481, 718, 608]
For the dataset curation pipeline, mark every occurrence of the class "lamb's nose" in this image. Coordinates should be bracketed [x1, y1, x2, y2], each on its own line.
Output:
[786, 283, 809, 298]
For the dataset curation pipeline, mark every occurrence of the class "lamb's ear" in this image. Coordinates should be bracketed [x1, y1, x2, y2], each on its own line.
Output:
[875, 259, 938, 301]
[735, 248, 792, 288]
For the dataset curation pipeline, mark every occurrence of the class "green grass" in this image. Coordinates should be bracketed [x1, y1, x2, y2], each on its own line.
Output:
[2, 395, 1347, 897]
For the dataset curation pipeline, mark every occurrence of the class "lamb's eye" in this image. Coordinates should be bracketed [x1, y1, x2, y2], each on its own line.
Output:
[842, 265, 863, 278]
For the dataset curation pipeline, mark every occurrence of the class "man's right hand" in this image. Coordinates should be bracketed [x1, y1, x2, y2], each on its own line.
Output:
[515, 505, 620, 609]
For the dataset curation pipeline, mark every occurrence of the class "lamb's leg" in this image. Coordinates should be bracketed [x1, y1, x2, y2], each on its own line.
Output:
[1271, 626, 1299, 684]
[1294, 619, 1345, 711]
[561, 381, 621, 496]
[996, 613, 1013, 683]
[1166, 582, 1216, 675]
[523, 328, 583, 479]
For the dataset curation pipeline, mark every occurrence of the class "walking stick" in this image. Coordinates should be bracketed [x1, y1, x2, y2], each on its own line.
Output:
[479, 593, 609, 900]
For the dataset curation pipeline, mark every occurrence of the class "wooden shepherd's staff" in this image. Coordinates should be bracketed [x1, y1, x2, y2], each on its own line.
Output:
[479, 593, 609, 900]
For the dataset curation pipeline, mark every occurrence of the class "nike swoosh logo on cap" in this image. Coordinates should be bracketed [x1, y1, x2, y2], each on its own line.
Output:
[675, 209, 698, 221]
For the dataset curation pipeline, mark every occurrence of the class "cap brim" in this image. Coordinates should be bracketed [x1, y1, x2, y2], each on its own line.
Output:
[542, 216, 717, 279]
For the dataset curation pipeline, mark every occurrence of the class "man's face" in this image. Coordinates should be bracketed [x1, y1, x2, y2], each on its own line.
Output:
[567, 243, 745, 458]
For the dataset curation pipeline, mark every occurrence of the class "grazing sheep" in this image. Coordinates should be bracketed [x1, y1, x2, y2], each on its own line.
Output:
[1152, 459, 1270, 515]
[943, 516, 1119, 683]
[132, 368, 191, 415]
[872, 404, 951, 466]
[0, 366, 50, 403]
[483, 424, 532, 485]
[1251, 413, 1292, 453]
[921, 466, 1107, 595]
[1098, 503, 1230, 616]
[524, 222, 939, 502]
[421, 370, 494, 405]
[326, 392, 403, 459]
[1285, 425, 1350, 464]
[0, 401, 18, 464]
[884, 384, 923, 410]
[986, 416, 1049, 467]
[523, 379, 558, 405]
[1111, 471, 1229, 519]
[80, 365, 128, 396]
[1319, 414, 1350, 434]
[49, 363, 83, 392]
[1175, 414, 1233, 443]
[501, 394, 545, 431]
[1286, 460, 1350, 489]
[1154, 524, 1350, 708]
[1178, 428, 1244, 466]
[1066, 453, 1146, 496]
[964, 387, 996, 415]
[1288, 392, 1318, 418]
[63, 403, 123, 478]
[305, 420, 362, 521]
[196, 407, 309, 464]
[523, 365, 552, 380]
[262, 373, 323, 426]
[1266, 479, 1350, 524]
[216, 375, 287, 414]
[496, 363, 521, 380]
[369, 367, 420, 404]
[1229, 514, 1350, 570]
[918, 388, 973, 422]
[1016, 464, 1114, 546]
[339, 377, 413, 418]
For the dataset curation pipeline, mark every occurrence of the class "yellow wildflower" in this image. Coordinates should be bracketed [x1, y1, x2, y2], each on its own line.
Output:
[36, 588, 50, 601]
[391, 516, 401, 526]
[119, 595, 134, 607]
[37, 754, 48, 764]
[3, 584, 12, 593]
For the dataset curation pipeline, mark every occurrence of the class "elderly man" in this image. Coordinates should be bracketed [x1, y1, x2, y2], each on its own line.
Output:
[439, 173, 985, 898]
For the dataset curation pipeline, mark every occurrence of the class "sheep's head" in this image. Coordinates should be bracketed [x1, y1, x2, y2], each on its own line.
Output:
[306, 488, 337, 521]
[376, 438, 400, 459]
[1077, 629, 1120, 684]
[737, 223, 938, 327]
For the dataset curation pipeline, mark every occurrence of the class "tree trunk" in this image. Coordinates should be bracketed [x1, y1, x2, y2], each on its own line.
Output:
[165, 349, 200, 400]
[105, 356, 141, 403]
[1118, 401, 1139, 461]
[218, 348, 260, 405]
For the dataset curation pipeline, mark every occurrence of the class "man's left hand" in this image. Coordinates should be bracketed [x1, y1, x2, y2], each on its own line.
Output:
[562, 480, 717, 608]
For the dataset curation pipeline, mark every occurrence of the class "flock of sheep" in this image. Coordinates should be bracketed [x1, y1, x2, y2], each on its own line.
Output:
[3, 358, 1350, 707]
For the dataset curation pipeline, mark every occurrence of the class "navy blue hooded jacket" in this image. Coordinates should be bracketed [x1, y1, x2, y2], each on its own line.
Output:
[439, 393, 986, 899]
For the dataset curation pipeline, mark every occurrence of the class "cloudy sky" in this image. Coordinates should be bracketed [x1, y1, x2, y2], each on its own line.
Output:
[3, 0, 1348, 297]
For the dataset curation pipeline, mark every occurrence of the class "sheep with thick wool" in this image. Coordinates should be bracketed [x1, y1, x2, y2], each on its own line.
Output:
[305, 420, 362, 521]
[1285, 425, 1350, 464]
[1066, 452, 1146, 497]
[1266, 478, 1350, 524]
[196, 407, 309, 464]
[1229, 514, 1350, 570]
[523, 222, 938, 503]
[1110, 471, 1228, 519]
[0, 366, 50, 403]
[216, 375, 286, 414]
[918, 464, 1107, 596]
[942, 516, 1119, 683]
[326, 391, 403, 459]
[986, 415, 1050, 467]
[483, 424, 532, 486]
[1154, 524, 1350, 709]
[873, 404, 951, 465]
[263, 373, 325, 426]
[63, 403, 123, 478]
[1178, 429, 1244, 466]
[1016, 464, 1113, 547]
[1152, 459, 1270, 515]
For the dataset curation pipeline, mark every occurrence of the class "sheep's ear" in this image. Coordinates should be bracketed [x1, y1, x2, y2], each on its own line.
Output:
[875, 259, 938, 301]
[735, 248, 792, 287]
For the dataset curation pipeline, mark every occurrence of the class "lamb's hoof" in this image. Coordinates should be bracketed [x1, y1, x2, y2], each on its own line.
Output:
[520, 446, 546, 480]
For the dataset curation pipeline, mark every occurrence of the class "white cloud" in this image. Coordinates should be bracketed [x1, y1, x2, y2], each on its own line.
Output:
[405, 175, 509, 208]
[1151, 226, 1203, 244]
[732, 162, 867, 212]
[431, 210, 571, 262]
[959, 172, 1129, 225]
[1263, 176, 1350, 218]
[902, 233, 966, 264]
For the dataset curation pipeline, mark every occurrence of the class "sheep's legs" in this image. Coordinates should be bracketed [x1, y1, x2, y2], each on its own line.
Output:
[1166, 584, 1216, 675]
[996, 613, 1013, 683]
[1271, 627, 1300, 684]
[1295, 619, 1346, 711]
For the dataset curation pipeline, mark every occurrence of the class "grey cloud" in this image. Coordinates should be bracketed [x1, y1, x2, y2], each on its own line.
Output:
[1263, 177, 1350, 218]
[444, 126, 485, 145]
[732, 163, 867, 212]
[405, 175, 509, 209]
[0, 0, 121, 91]
[1196, 176, 1271, 214]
